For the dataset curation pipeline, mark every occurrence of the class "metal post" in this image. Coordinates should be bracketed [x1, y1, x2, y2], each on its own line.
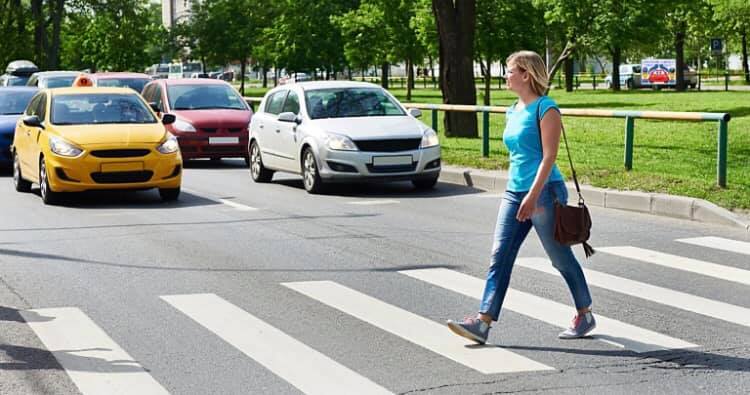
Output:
[717, 120, 727, 187]
[725, 71, 729, 91]
[431, 109, 438, 134]
[482, 111, 490, 157]
[698, 72, 701, 91]
[575, 75, 579, 90]
[624, 116, 635, 170]
[593, 74, 597, 90]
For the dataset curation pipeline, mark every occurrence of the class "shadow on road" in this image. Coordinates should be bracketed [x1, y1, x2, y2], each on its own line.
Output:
[271, 177, 484, 199]
[22, 189, 220, 210]
[182, 158, 248, 170]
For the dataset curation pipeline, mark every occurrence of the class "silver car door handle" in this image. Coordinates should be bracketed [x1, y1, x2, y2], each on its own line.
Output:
[259, 124, 264, 129]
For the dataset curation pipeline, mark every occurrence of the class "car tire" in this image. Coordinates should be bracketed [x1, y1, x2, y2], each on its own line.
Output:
[249, 141, 273, 182]
[159, 187, 180, 201]
[412, 175, 439, 190]
[301, 147, 325, 194]
[244, 155, 250, 168]
[13, 152, 31, 192]
[39, 158, 61, 205]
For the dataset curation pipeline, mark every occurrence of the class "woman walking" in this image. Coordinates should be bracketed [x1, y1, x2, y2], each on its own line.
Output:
[447, 51, 595, 344]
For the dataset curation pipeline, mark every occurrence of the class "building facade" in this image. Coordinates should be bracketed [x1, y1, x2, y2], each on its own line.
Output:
[162, 0, 195, 29]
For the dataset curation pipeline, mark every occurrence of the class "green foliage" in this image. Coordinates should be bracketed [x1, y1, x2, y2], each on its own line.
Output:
[475, 0, 544, 65]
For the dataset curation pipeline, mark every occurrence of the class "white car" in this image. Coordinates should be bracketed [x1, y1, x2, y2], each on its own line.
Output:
[248, 81, 441, 193]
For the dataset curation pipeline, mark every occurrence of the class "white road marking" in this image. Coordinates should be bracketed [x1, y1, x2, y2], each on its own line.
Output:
[676, 236, 750, 256]
[218, 199, 258, 211]
[161, 294, 391, 395]
[346, 200, 400, 206]
[400, 268, 697, 353]
[283, 281, 554, 374]
[516, 258, 750, 328]
[599, 246, 750, 286]
[20, 307, 169, 395]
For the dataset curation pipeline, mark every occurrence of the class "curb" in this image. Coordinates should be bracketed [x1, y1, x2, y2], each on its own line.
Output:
[439, 166, 750, 231]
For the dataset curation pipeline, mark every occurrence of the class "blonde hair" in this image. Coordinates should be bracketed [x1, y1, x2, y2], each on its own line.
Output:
[506, 51, 549, 96]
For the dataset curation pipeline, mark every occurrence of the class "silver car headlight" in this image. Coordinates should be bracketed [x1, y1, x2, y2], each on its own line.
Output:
[325, 133, 358, 151]
[157, 133, 180, 154]
[173, 118, 196, 133]
[420, 129, 439, 148]
[49, 136, 83, 157]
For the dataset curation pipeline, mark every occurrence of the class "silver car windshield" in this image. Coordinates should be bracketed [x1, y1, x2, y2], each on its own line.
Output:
[304, 88, 405, 119]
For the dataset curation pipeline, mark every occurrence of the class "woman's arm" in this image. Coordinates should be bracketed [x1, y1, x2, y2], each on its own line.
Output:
[516, 108, 562, 221]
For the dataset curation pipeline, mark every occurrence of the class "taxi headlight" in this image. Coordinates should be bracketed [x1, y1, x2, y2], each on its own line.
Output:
[420, 129, 439, 148]
[49, 136, 83, 157]
[325, 133, 358, 151]
[173, 118, 196, 133]
[157, 133, 180, 154]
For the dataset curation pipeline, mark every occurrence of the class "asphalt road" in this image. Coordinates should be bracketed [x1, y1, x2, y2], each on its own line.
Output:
[1, 159, 748, 395]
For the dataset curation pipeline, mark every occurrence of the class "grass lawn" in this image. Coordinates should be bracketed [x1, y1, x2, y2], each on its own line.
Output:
[241, 85, 750, 212]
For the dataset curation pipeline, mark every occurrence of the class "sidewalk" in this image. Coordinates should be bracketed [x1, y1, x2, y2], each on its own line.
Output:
[439, 165, 750, 231]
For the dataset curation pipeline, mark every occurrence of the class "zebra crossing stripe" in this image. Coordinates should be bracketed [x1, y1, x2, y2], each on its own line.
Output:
[676, 236, 750, 256]
[161, 293, 392, 395]
[599, 246, 750, 286]
[516, 258, 750, 328]
[283, 281, 554, 374]
[21, 307, 169, 395]
[399, 268, 697, 353]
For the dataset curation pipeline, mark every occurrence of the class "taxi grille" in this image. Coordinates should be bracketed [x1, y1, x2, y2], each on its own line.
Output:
[354, 138, 421, 152]
[91, 171, 153, 184]
[91, 149, 151, 158]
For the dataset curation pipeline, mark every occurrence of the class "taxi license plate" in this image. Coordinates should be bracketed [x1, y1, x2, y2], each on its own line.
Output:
[209, 137, 239, 145]
[101, 162, 144, 172]
[372, 155, 412, 166]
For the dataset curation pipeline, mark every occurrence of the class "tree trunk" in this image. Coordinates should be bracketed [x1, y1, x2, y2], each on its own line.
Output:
[240, 60, 246, 96]
[742, 30, 749, 84]
[406, 58, 413, 101]
[47, 0, 64, 70]
[432, 0, 477, 137]
[675, 24, 686, 92]
[611, 46, 621, 91]
[262, 66, 267, 88]
[32, 0, 45, 67]
[564, 56, 574, 92]
[381, 62, 389, 88]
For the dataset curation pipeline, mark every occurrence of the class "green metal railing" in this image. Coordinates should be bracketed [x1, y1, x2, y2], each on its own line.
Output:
[245, 96, 731, 187]
[401, 103, 732, 188]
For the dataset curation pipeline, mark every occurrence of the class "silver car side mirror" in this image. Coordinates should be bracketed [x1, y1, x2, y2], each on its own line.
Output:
[278, 111, 300, 124]
[408, 108, 422, 118]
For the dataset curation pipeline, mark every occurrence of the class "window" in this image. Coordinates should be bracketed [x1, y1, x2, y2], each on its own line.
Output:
[142, 84, 154, 102]
[265, 91, 288, 115]
[97, 78, 150, 93]
[167, 84, 246, 110]
[281, 91, 300, 115]
[36, 93, 47, 120]
[304, 88, 405, 120]
[25, 93, 43, 116]
[51, 94, 157, 125]
[153, 85, 164, 111]
[0, 90, 36, 115]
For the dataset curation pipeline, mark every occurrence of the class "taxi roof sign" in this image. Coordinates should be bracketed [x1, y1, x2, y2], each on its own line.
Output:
[72, 74, 94, 87]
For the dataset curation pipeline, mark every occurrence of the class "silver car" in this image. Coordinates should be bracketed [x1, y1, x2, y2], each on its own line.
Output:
[248, 81, 441, 193]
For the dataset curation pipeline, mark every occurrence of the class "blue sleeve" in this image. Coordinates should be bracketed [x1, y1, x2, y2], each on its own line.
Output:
[539, 96, 559, 119]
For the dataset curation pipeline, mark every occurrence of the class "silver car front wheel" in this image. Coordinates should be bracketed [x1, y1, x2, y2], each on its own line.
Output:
[302, 148, 324, 194]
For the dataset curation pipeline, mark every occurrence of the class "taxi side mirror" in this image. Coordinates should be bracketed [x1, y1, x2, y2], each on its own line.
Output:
[161, 114, 176, 125]
[22, 115, 44, 129]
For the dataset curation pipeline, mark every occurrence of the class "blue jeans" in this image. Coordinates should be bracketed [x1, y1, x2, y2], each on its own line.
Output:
[479, 181, 593, 321]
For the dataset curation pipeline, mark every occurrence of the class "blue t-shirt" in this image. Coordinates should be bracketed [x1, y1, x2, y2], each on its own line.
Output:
[503, 96, 564, 192]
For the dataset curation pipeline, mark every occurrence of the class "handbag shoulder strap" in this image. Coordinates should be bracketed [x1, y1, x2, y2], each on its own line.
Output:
[536, 99, 584, 205]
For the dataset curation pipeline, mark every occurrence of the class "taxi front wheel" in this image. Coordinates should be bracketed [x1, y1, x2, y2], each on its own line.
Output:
[39, 159, 61, 205]
[13, 152, 31, 192]
[159, 187, 180, 202]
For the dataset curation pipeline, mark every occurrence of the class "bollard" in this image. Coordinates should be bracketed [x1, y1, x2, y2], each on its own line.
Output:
[698, 72, 701, 91]
[724, 72, 729, 91]
[624, 117, 634, 170]
[482, 111, 490, 157]
[593, 74, 597, 90]
[718, 120, 727, 187]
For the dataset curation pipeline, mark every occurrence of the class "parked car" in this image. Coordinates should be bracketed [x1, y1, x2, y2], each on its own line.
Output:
[12, 78, 182, 204]
[604, 64, 642, 89]
[26, 71, 80, 89]
[1, 60, 39, 87]
[89, 72, 152, 92]
[248, 81, 441, 193]
[0, 87, 37, 166]
[146, 63, 170, 79]
[141, 78, 252, 164]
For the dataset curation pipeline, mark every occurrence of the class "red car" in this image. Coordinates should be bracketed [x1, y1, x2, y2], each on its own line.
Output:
[141, 79, 252, 164]
[90, 72, 153, 93]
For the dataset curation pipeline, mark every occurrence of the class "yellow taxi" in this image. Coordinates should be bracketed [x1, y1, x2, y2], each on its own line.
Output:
[12, 75, 182, 204]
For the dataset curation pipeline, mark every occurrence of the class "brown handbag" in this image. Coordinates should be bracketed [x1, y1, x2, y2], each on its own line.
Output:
[536, 104, 595, 258]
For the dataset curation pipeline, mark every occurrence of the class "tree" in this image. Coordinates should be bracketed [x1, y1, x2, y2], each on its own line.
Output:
[333, 2, 389, 84]
[711, 0, 750, 83]
[412, 0, 439, 83]
[432, 0, 477, 137]
[663, 1, 713, 91]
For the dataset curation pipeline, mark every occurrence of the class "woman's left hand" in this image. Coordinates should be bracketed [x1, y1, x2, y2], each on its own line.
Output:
[517, 193, 539, 222]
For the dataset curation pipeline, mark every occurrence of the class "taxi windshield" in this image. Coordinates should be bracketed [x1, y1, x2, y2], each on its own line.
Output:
[167, 84, 246, 110]
[304, 88, 405, 119]
[97, 78, 150, 93]
[0, 90, 36, 115]
[51, 93, 157, 125]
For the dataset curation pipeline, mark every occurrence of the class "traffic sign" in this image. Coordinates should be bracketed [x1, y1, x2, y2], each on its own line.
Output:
[711, 38, 723, 56]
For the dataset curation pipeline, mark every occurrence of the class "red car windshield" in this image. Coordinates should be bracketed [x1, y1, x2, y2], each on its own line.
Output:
[167, 85, 247, 111]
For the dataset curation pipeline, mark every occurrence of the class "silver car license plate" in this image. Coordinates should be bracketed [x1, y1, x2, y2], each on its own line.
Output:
[209, 137, 239, 145]
[372, 155, 412, 166]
